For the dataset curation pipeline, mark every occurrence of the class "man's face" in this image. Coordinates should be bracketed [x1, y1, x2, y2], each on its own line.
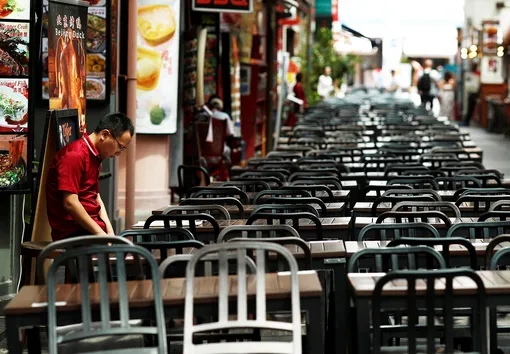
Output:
[97, 129, 132, 159]
[325, 67, 331, 76]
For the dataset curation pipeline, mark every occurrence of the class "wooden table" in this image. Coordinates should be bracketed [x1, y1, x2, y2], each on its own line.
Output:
[152, 202, 347, 218]
[135, 218, 355, 242]
[5, 272, 324, 354]
[348, 270, 510, 353]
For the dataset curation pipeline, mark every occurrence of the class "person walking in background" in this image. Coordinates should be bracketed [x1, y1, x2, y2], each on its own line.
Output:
[463, 63, 481, 126]
[438, 71, 456, 119]
[416, 59, 441, 111]
[386, 70, 400, 93]
[286, 72, 307, 127]
[317, 66, 334, 100]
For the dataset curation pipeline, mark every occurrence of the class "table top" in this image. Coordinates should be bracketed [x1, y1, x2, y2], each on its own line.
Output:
[5, 272, 323, 316]
[348, 270, 510, 297]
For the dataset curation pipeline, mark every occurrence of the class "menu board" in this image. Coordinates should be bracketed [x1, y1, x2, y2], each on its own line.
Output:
[0, 22, 29, 76]
[41, 0, 110, 102]
[135, 0, 181, 134]
[0, 0, 30, 20]
[0, 134, 27, 189]
[0, 78, 28, 133]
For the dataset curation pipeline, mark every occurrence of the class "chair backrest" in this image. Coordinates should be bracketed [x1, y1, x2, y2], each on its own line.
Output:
[384, 165, 429, 177]
[246, 212, 323, 240]
[47, 245, 167, 354]
[279, 184, 334, 201]
[144, 214, 220, 241]
[183, 242, 302, 354]
[240, 170, 289, 182]
[347, 246, 446, 273]
[382, 188, 441, 201]
[485, 235, 510, 269]
[403, 169, 447, 178]
[435, 176, 482, 190]
[291, 179, 343, 190]
[455, 170, 502, 187]
[227, 236, 313, 271]
[288, 171, 339, 183]
[163, 205, 231, 221]
[388, 176, 439, 190]
[177, 165, 211, 198]
[250, 204, 320, 218]
[455, 194, 510, 214]
[376, 210, 451, 228]
[478, 211, 510, 221]
[371, 269, 487, 354]
[452, 187, 510, 200]
[262, 197, 328, 216]
[371, 195, 436, 216]
[233, 176, 285, 188]
[388, 237, 478, 269]
[253, 189, 312, 204]
[358, 222, 440, 241]
[180, 197, 245, 215]
[447, 220, 510, 240]
[135, 239, 204, 262]
[217, 225, 301, 243]
[266, 151, 302, 160]
[159, 253, 257, 278]
[119, 228, 195, 242]
[187, 186, 249, 204]
[37, 236, 134, 285]
[221, 180, 272, 193]
[362, 184, 413, 199]
[392, 201, 461, 219]
[489, 200, 510, 212]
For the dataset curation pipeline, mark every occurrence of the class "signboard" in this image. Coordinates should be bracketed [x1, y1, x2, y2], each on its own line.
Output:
[53, 108, 79, 150]
[136, 0, 181, 134]
[192, 0, 252, 13]
[481, 56, 505, 84]
[48, 0, 89, 133]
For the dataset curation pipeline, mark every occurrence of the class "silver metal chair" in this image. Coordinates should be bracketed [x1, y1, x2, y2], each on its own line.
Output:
[163, 205, 231, 221]
[216, 225, 301, 243]
[183, 242, 302, 354]
[391, 201, 461, 220]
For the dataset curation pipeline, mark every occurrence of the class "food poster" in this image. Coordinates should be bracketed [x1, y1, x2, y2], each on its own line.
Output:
[48, 0, 88, 132]
[136, 0, 180, 134]
[0, 22, 29, 76]
[0, 0, 30, 20]
[0, 134, 27, 189]
[0, 79, 28, 132]
[200, 13, 219, 103]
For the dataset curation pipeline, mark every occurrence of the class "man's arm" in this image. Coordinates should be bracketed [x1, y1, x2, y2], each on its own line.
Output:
[97, 193, 115, 235]
[62, 192, 107, 235]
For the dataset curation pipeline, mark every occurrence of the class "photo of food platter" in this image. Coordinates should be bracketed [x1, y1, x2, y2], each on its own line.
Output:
[86, 9, 106, 53]
[0, 134, 27, 189]
[0, 79, 28, 133]
[87, 53, 105, 77]
[0, 21, 29, 77]
[86, 77, 105, 100]
[0, 0, 30, 20]
[84, 0, 106, 6]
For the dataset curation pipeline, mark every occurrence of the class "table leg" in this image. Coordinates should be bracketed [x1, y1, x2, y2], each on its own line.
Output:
[26, 327, 41, 354]
[302, 295, 325, 354]
[355, 298, 370, 354]
[325, 258, 347, 354]
[6, 315, 22, 354]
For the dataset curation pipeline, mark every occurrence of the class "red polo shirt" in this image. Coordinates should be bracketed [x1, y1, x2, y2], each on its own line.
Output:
[46, 133, 106, 241]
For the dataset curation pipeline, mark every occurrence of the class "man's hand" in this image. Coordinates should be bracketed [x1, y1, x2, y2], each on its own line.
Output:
[106, 225, 115, 236]
[63, 192, 107, 235]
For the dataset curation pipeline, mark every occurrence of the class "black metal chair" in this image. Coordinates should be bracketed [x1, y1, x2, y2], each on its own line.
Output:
[372, 269, 487, 354]
[388, 176, 439, 190]
[456, 170, 502, 187]
[362, 184, 413, 200]
[455, 194, 510, 215]
[240, 170, 289, 182]
[180, 197, 244, 217]
[452, 187, 510, 201]
[371, 195, 436, 216]
[47, 245, 167, 354]
[347, 246, 446, 273]
[177, 165, 211, 199]
[216, 225, 301, 243]
[253, 189, 312, 204]
[391, 201, 461, 219]
[186, 186, 250, 204]
[163, 205, 231, 221]
[384, 165, 429, 177]
[144, 214, 220, 242]
[250, 204, 320, 218]
[132, 239, 204, 263]
[261, 197, 328, 216]
[220, 180, 272, 193]
[489, 200, 510, 212]
[446, 220, 510, 240]
[119, 227, 195, 242]
[246, 212, 323, 240]
[232, 176, 285, 188]
[418, 153, 459, 169]
[291, 179, 343, 190]
[288, 171, 339, 183]
[435, 176, 482, 190]
[358, 222, 440, 241]
[388, 237, 478, 269]
[484, 234, 510, 269]
[376, 210, 452, 229]
[382, 188, 442, 201]
[477, 211, 510, 221]
[279, 184, 334, 201]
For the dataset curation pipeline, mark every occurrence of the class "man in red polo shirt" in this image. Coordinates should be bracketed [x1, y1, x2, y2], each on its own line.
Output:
[46, 113, 134, 241]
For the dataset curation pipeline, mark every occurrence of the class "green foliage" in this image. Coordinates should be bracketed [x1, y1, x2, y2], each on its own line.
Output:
[299, 27, 360, 105]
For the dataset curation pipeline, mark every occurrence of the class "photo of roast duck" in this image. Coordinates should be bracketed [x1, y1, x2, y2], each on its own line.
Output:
[0, 30, 28, 76]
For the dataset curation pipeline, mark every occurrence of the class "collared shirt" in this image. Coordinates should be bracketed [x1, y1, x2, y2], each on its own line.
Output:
[317, 74, 333, 98]
[46, 132, 105, 241]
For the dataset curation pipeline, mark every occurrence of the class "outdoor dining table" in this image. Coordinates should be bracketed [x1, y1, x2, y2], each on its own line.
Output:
[5, 272, 325, 354]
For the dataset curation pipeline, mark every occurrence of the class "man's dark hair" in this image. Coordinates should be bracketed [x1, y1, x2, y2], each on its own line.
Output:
[296, 73, 303, 82]
[390, 70, 395, 75]
[94, 112, 134, 137]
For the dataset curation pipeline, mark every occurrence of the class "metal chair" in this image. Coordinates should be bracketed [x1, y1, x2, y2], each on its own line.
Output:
[455, 194, 510, 215]
[232, 176, 285, 188]
[183, 242, 302, 354]
[388, 176, 439, 190]
[358, 222, 440, 241]
[371, 195, 436, 216]
[253, 189, 312, 204]
[163, 205, 231, 221]
[382, 188, 442, 201]
[489, 200, 510, 212]
[247, 212, 323, 240]
[372, 269, 487, 354]
[240, 170, 290, 182]
[435, 176, 482, 190]
[452, 187, 510, 201]
[221, 180, 272, 193]
[388, 237, 478, 269]
[144, 214, 220, 242]
[391, 201, 461, 219]
[478, 211, 510, 221]
[261, 197, 328, 216]
[250, 203, 320, 218]
[134, 239, 204, 263]
[288, 171, 340, 183]
[291, 179, 343, 191]
[347, 246, 446, 273]
[180, 197, 244, 217]
[484, 234, 510, 269]
[119, 227, 195, 242]
[47, 245, 167, 354]
[376, 210, 452, 229]
[186, 186, 250, 204]
[217, 225, 301, 243]
[362, 184, 413, 200]
[446, 220, 510, 240]
[177, 165, 211, 199]
[279, 184, 334, 201]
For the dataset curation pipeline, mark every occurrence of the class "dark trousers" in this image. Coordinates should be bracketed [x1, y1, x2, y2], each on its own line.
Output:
[464, 92, 478, 124]
[420, 94, 435, 111]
